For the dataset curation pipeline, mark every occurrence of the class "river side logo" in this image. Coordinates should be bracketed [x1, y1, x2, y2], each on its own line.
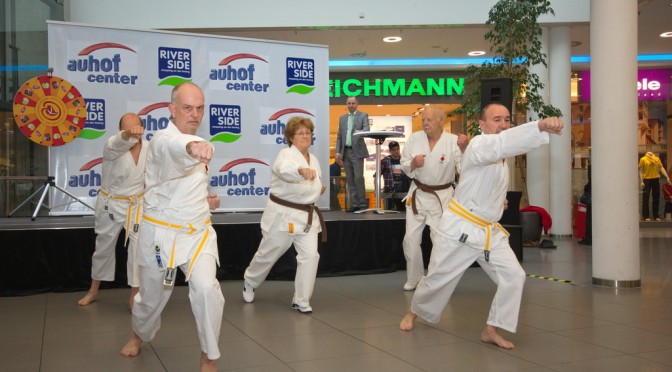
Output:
[137, 102, 171, 141]
[78, 98, 107, 140]
[69, 157, 103, 197]
[210, 104, 242, 143]
[286, 57, 315, 94]
[208, 53, 270, 93]
[211, 158, 271, 198]
[259, 108, 316, 145]
[66, 42, 139, 85]
[158, 47, 192, 87]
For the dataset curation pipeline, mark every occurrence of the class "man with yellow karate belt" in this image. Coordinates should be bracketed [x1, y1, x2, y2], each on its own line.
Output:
[400, 105, 466, 291]
[121, 82, 223, 372]
[400, 103, 564, 350]
[78, 113, 147, 309]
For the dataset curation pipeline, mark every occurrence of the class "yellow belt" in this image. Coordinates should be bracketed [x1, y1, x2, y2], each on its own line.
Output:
[142, 215, 212, 281]
[99, 188, 144, 246]
[447, 199, 509, 261]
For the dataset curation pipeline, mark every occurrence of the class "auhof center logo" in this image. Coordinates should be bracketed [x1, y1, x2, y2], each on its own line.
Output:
[211, 158, 270, 197]
[137, 102, 171, 141]
[209, 53, 270, 93]
[66, 42, 139, 85]
[259, 108, 316, 145]
[69, 157, 103, 197]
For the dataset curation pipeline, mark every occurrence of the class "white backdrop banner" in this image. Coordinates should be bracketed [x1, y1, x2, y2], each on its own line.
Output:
[47, 21, 329, 214]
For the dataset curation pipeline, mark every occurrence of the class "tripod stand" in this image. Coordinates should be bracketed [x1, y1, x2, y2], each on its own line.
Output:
[8, 176, 94, 220]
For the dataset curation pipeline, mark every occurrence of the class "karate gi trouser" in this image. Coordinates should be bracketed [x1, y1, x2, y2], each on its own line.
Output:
[410, 230, 526, 333]
[132, 252, 224, 360]
[343, 148, 367, 209]
[91, 197, 140, 287]
[402, 200, 443, 286]
[244, 229, 319, 308]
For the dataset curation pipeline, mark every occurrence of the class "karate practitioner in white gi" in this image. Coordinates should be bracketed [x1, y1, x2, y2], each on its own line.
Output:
[400, 103, 564, 350]
[78, 113, 147, 309]
[400, 105, 466, 291]
[121, 82, 223, 372]
[243, 116, 326, 314]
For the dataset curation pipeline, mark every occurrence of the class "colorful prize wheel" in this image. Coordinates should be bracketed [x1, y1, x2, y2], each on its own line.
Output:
[13, 75, 87, 147]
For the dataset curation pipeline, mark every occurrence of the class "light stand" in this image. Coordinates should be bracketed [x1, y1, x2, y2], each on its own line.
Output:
[8, 176, 94, 220]
[353, 130, 403, 214]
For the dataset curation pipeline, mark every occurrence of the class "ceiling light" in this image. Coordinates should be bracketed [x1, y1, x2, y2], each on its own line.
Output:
[383, 36, 402, 43]
[468, 50, 486, 56]
[660, 31, 672, 38]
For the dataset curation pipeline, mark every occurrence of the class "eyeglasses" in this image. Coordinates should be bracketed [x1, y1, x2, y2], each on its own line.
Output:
[295, 131, 313, 137]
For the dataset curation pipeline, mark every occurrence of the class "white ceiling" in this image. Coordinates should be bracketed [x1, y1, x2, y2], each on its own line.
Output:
[175, 0, 671, 72]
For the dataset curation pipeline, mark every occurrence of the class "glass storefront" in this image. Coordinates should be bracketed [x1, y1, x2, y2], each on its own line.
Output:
[1, 0, 63, 216]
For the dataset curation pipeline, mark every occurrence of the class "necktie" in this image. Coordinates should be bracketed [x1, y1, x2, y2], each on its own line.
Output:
[346, 114, 354, 147]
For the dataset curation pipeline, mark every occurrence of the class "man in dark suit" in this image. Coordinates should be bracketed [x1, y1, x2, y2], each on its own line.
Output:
[335, 96, 370, 212]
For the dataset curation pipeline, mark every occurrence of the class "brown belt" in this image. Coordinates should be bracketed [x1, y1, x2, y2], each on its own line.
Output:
[269, 194, 327, 242]
[410, 178, 453, 215]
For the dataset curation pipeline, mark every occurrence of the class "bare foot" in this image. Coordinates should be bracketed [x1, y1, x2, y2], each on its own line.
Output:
[129, 287, 139, 311]
[200, 352, 217, 372]
[77, 291, 97, 306]
[481, 325, 515, 349]
[120, 332, 142, 357]
[400, 311, 417, 331]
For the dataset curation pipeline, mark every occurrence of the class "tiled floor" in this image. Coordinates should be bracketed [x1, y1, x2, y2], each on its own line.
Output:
[1, 228, 671, 372]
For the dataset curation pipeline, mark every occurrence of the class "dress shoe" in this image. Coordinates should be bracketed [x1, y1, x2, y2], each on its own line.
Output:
[347, 207, 360, 213]
[577, 239, 592, 245]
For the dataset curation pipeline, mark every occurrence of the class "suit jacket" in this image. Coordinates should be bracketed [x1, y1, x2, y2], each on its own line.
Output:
[335, 111, 370, 159]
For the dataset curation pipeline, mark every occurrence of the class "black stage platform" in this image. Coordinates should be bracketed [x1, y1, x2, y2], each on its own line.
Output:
[1, 209, 522, 296]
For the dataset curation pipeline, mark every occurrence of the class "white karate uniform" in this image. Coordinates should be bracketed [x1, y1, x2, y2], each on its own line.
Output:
[91, 131, 146, 287]
[132, 122, 224, 360]
[400, 130, 461, 287]
[244, 145, 323, 309]
[411, 121, 549, 332]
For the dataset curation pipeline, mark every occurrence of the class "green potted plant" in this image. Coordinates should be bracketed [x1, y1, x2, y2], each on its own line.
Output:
[455, 0, 563, 135]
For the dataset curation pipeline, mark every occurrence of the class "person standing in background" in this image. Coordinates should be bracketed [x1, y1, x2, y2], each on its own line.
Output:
[78, 113, 147, 309]
[335, 96, 369, 212]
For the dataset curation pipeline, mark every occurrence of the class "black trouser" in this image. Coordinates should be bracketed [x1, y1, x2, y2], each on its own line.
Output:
[642, 178, 660, 219]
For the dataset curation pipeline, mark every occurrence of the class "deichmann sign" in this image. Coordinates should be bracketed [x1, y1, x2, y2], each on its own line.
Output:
[329, 77, 465, 98]
[579, 69, 671, 101]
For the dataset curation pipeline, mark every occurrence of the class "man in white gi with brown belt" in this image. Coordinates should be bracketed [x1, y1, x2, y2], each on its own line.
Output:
[400, 105, 465, 291]
[78, 113, 146, 309]
[121, 82, 223, 372]
[400, 103, 564, 350]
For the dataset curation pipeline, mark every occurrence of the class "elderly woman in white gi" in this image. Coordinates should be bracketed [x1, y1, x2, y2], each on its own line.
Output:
[243, 116, 326, 314]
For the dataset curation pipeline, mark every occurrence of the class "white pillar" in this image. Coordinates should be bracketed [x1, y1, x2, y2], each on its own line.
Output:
[591, 0, 640, 287]
[548, 26, 572, 236]
[526, 27, 550, 212]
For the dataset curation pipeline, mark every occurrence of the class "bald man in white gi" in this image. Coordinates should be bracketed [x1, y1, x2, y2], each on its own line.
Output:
[121, 82, 223, 372]
[400, 103, 564, 350]
[78, 113, 146, 309]
[400, 105, 465, 291]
